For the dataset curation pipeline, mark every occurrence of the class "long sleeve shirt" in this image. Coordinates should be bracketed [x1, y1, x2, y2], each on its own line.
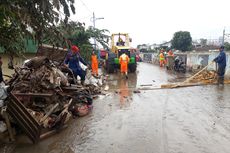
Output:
[64, 52, 87, 71]
[214, 50, 226, 68]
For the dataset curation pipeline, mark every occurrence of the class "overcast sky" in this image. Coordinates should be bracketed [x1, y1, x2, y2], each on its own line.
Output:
[70, 0, 230, 47]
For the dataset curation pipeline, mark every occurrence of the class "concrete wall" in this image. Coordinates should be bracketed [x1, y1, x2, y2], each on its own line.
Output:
[0, 53, 36, 78]
[140, 51, 230, 78]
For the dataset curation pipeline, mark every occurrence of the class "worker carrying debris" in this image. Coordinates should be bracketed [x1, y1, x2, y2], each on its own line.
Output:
[64, 45, 88, 85]
[91, 50, 98, 76]
[119, 53, 130, 79]
[213, 45, 226, 85]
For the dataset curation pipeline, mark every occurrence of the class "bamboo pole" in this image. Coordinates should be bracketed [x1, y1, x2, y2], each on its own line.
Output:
[183, 62, 214, 83]
[161, 62, 215, 89]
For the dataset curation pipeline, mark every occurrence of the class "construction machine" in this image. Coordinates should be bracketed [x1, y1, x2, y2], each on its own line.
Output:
[104, 33, 137, 73]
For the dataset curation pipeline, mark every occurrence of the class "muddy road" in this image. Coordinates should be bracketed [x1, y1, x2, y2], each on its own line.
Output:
[2, 62, 230, 153]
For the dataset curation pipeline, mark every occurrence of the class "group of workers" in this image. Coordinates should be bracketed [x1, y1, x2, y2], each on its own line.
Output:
[0, 45, 130, 85]
[158, 46, 226, 85]
[159, 49, 174, 67]
[64, 45, 130, 85]
[0, 44, 225, 86]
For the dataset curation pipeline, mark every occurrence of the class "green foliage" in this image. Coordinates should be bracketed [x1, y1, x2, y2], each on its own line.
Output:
[171, 31, 192, 51]
[200, 38, 207, 46]
[87, 26, 110, 49]
[224, 42, 230, 51]
[0, 0, 75, 53]
[43, 21, 110, 62]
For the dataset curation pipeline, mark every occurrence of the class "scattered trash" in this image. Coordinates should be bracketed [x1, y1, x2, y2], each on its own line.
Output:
[0, 45, 106, 143]
[133, 90, 141, 93]
[0, 121, 7, 133]
[115, 90, 120, 94]
[140, 84, 153, 86]
[0, 83, 8, 107]
[104, 85, 109, 91]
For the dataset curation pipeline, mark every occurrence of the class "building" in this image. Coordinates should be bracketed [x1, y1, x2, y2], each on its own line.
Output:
[0, 39, 37, 77]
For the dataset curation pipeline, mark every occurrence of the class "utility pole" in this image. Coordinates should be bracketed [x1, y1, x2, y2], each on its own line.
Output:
[92, 12, 104, 59]
[93, 12, 96, 49]
[92, 12, 104, 49]
[222, 28, 225, 45]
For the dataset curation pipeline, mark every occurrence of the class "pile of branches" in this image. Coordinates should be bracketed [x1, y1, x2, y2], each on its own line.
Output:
[5, 56, 103, 129]
[189, 70, 217, 83]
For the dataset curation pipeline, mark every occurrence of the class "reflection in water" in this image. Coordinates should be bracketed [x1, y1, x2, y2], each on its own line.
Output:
[119, 79, 129, 105]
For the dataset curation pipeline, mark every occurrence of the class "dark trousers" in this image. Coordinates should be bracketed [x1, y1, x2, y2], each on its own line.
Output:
[72, 68, 86, 81]
[217, 66, 225, 84]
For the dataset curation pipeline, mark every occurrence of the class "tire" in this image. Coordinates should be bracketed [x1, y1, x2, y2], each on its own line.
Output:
[129, 53, 137, 73]
[174, 65, 178, 72]
[104, 52, 116, 73]
[180, 65, 186, 73]
[129, 63, 136, 73]
[106, 62, 114, 73]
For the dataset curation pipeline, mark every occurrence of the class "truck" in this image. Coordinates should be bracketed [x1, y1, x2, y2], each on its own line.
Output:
[104, 33, 137, 73]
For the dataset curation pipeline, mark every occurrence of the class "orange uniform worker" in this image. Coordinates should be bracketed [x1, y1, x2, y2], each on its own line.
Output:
[119, 53, 130, 78]
[91, 51, 98, 76]
[167, 50, 174, 57]
[159, 50, 165, 67]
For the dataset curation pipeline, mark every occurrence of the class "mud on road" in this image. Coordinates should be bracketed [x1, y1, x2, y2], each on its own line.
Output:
[1, 62, 230, 153]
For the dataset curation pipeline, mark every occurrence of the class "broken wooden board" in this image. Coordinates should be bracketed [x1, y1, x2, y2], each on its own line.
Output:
[161, 80, 230, 89]
[7, 92, 41, 143]
[161, 82, 207, 89]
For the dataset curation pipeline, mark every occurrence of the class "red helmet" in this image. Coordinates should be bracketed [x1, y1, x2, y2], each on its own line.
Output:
[71, 45, 79, 53]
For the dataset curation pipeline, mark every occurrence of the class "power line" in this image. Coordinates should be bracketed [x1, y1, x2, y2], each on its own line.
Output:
[58, 10, 76, 23]
[77, 15, 92, 21]
[77, 0, 92, 14]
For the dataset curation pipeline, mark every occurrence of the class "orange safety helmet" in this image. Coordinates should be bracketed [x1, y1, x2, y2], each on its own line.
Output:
[71, 45, 79, 53]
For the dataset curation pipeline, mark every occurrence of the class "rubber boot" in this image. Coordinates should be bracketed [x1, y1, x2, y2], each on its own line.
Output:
[220, 76, 224, 85]
[217, 76, 221, 85]
[125, 72, 128, 79]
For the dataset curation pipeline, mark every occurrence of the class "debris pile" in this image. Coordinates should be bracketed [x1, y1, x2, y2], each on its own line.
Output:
[0, 54, 105, 143]
[188, 70, 216, 83]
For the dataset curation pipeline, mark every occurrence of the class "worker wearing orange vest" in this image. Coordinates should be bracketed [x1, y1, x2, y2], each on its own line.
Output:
[167, 50, 174, 57]
[159, 50, 165, 67]
[119, 53, 130, 79]
[91, 51, 98, 76]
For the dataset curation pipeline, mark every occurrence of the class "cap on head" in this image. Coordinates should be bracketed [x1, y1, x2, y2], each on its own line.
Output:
[220, 45, 225, 49]
[71, 45, 79, 53]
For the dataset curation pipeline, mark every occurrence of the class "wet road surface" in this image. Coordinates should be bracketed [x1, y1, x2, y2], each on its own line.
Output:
[2, 62, 230, 153]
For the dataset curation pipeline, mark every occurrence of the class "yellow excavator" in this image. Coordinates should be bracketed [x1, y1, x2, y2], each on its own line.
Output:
[104, 33, 137, 73]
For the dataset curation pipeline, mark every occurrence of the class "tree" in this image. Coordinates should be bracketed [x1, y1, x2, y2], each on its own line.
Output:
[200, 38, 207, 46]
[43, 21, 110, 61]
[171, 31, 192, 51]
[224, 42, 230, 51]
[0, 0, 75, 53]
